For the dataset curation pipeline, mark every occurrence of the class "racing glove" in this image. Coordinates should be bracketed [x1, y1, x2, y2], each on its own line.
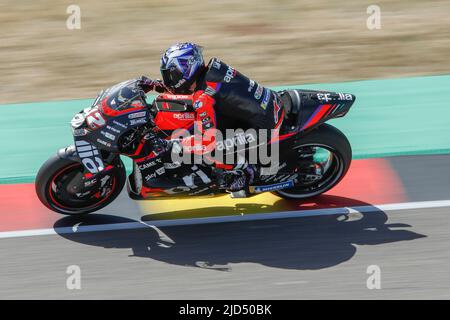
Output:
[138, 76, 168, 93]
[146, 134, 184, 165]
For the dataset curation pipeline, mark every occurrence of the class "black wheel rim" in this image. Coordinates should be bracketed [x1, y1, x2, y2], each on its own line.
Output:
[47, 163, 117, 213]
[277, 144, 345, 198]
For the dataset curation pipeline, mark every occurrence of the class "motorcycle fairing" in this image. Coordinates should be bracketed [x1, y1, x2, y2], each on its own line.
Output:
[282, 89, 356, 133]
[70, 85, 153, 176]
[127, 161, 217, 199]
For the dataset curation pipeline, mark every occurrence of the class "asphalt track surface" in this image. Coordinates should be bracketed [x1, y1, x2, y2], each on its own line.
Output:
[1, 154, 450, 299]
[0, 207, 448, 299]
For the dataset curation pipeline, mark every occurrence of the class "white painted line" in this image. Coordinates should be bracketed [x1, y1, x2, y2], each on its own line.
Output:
[274, 280, 308, 285]
[1, 199, 450, 240]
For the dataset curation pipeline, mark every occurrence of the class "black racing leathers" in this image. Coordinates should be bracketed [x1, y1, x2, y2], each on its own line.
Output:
[178, 58, 285, 168]
[198, 57, 284, 132]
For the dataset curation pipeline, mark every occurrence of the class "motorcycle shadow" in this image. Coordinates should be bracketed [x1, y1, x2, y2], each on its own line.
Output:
[54, 195, 426, 271]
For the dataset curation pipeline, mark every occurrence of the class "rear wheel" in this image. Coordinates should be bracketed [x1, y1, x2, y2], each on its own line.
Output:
[35, 155, 126, 215]
[275, 124, 352, 199]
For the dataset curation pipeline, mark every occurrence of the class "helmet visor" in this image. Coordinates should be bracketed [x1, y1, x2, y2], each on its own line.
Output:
[161, 66, 184, 90]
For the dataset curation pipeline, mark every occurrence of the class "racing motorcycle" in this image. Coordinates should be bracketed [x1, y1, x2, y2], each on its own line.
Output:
[35, 79, 356, 215]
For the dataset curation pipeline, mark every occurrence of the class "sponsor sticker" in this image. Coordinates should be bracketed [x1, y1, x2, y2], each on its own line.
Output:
[145, 167, 165, 180]
[72, 128, 88, 136]
[316, 93, 332, 102]
[338, 93, 353, 101]
[138, 158, 162, 170]
[106, 125, 121, 134]
[96, 138, 111, 148]
[164, 162, 181, 169]
[129, 118, 147, 125]
[254, 85, 263, 100]
[193, 101, 203, 110]
[253, 180, 294, 193]
[248, 79, 255, 92]
[75, 140, 105, 174]
[128, 111, 147, 119]
[173, 113, 195, 120]
[113, 120, 127, 129]
[273, 98, 281, 124]
[212, 60, 221, 70]
[100, 131, 115, 140]
[260, 89, 271, 110]
[224, 66, 236, 83]
[205, 87, 216, 96]
[84, 178, 97, 187]
[164, 94, 192, 100]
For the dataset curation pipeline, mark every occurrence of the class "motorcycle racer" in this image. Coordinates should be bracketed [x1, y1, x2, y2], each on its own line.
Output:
[36, 54, 356, 214]
[139, 42, 286, 196]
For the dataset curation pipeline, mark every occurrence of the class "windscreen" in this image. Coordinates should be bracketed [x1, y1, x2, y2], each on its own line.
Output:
[93, 79, 146, 113]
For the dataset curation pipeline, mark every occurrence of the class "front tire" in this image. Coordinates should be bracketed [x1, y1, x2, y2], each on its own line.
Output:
[275, 124, 352, 199]
[35, 155, 126, 215]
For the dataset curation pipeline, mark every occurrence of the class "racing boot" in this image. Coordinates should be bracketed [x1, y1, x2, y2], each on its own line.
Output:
[224, 164, 258, 198]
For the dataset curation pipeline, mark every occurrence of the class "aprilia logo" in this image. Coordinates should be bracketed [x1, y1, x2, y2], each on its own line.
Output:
[224, 66, 236, 83]
[173, 113, 195, 120]
[216, 132, 256, 151]
[338, 93, 353, 101]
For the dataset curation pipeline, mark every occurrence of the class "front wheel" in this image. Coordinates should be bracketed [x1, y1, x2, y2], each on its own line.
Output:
[275, 124, 352, 199]
[35, 155, 126, 215]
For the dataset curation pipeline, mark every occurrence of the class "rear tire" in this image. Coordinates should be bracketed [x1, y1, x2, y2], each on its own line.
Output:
[35, 155, 126, 215]
[275, 124, 352, 199]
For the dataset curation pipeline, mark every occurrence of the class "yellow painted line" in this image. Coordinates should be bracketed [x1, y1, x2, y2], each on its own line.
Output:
[138, 193, 297, 221]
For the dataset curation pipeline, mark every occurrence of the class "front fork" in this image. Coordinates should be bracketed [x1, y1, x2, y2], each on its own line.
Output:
[57, 144, 118, 197]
